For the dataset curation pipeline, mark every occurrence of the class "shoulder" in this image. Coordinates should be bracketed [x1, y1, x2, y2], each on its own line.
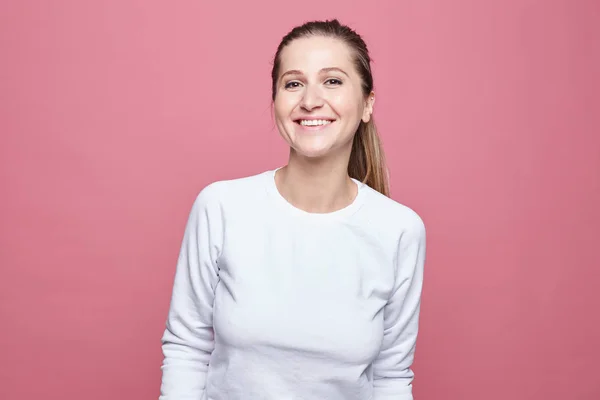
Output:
[192, 169, 271, 210]
[360, 184, 426, 241]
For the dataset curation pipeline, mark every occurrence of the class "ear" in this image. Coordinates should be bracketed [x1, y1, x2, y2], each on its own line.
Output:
[362, 92, 375, 123]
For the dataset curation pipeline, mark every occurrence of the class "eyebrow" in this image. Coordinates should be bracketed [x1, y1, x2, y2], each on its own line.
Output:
[280, 67, 350, 80]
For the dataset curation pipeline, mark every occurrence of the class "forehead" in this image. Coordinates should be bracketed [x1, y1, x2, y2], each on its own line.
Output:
[278, 36, 354, 75]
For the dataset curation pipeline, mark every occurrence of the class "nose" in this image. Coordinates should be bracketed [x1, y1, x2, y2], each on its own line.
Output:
[300, 85, 324, 111]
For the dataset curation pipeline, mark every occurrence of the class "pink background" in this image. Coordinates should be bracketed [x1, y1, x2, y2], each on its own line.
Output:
[1, 1, 599, 399]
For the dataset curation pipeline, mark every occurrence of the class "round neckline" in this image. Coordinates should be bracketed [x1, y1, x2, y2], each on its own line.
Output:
[264, 167, 367, 221]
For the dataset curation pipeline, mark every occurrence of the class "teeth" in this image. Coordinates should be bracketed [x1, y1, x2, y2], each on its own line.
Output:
[299, 119, 332, 126]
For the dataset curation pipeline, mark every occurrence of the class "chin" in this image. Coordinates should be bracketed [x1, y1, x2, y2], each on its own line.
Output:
[282, 128, 353, 160]
[292, 146, 332, 159]
[291, 139, 352, 160]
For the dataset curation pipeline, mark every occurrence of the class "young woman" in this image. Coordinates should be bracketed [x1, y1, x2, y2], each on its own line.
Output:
[159, 19, 427, 400]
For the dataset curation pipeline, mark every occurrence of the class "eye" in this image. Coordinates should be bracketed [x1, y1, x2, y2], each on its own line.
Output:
[284, 81, 302, 89]
[325, 78, 343, 86]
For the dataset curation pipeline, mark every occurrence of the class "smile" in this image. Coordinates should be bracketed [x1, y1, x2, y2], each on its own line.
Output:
[298, 119, 333, 126]
[294, 119, 335, 130]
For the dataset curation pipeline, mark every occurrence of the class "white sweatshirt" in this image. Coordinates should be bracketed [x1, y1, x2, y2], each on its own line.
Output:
[159, 168, 426, 400]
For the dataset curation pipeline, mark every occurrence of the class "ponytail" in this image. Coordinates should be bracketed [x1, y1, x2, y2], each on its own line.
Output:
[348, 117, 390, 197]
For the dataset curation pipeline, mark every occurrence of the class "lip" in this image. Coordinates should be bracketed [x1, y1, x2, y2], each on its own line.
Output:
[294, 117, 336, 131]
[294, 116, 336, 122]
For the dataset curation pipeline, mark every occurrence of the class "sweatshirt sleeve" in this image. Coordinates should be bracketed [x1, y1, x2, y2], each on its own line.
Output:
[159, 187, 223, 400]
[372, 214, 426, 400]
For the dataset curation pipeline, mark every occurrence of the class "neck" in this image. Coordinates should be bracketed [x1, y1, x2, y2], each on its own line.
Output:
[275, 150, 357, 214]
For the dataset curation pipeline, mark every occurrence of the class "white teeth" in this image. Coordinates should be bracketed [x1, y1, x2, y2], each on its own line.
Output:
[299, 119, 332, 126]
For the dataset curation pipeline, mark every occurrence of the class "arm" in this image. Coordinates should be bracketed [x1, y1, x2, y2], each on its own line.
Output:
[159, 187, 223, 400]
[373, 215, 426, 400]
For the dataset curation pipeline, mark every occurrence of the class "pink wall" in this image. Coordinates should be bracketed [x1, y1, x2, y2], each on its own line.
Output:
[1, 1, 599, 399]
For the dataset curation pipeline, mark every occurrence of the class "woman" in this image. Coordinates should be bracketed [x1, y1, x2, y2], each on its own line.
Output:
[159, 19, 426, 400]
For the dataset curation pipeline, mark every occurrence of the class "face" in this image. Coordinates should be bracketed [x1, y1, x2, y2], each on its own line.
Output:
[273, 36, 374, 160]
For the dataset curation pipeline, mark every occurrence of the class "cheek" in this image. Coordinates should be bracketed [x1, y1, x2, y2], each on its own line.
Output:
[328, 91, 363, 119]
[273, 99, 284, 120]
[274, 93, 298, 119]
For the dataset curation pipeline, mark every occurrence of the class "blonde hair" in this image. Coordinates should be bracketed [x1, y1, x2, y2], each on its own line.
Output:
[349, 119, 389, 196]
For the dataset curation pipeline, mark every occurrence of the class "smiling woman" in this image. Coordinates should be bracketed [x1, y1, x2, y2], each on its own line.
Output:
[271, 23, 386, 197]
[274, 37, 374, 165]
[159, 19, 426, 400]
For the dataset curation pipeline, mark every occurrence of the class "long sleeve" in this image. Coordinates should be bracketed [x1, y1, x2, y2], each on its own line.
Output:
[372, 215, 427, 400]
[159, 187, 223, 400]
